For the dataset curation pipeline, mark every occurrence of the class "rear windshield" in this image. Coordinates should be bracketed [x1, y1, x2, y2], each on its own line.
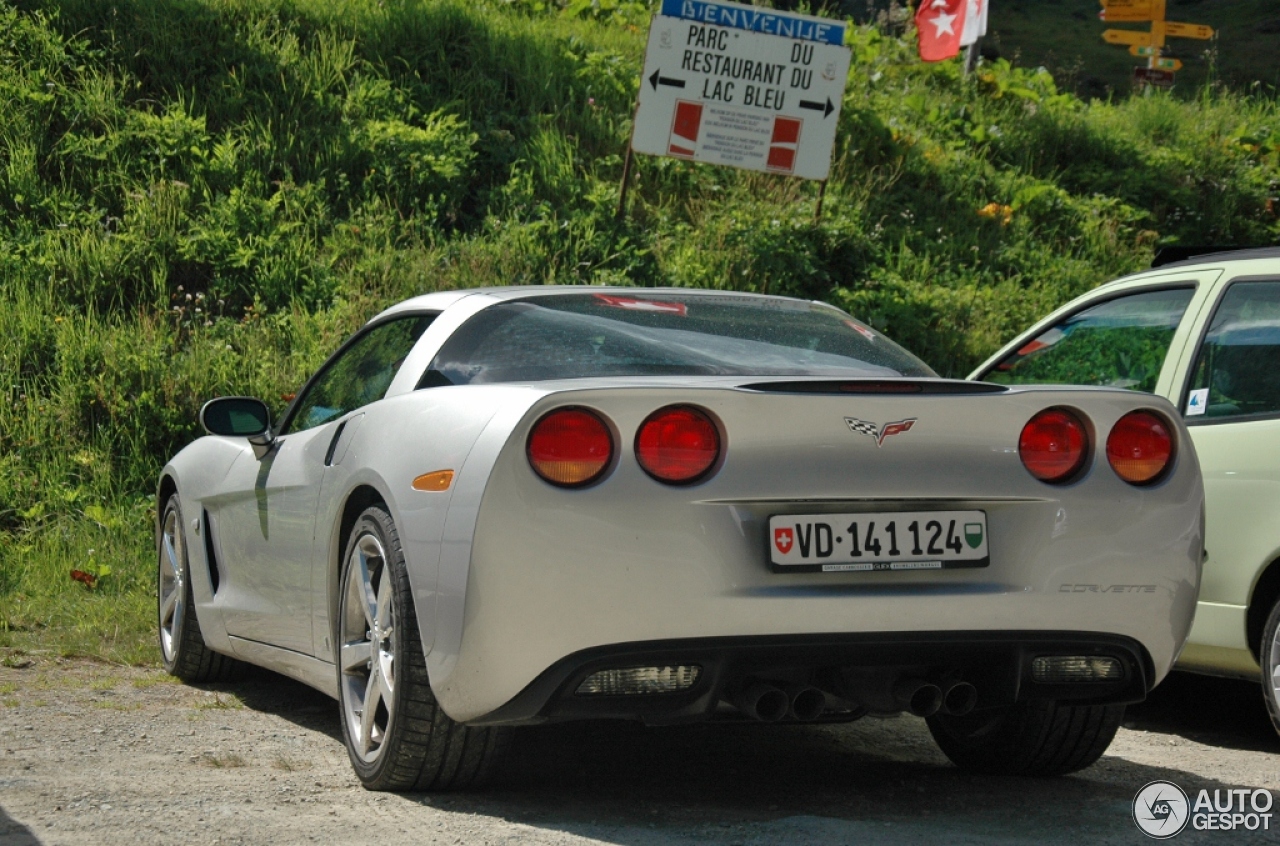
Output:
[422, 293, 934, 385]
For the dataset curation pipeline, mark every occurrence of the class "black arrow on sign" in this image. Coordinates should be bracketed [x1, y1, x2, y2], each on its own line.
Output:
[648, 69, 687, 90]
[799, 97, 835, 118]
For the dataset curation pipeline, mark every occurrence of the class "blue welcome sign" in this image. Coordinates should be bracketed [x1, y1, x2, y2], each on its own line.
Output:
[659, 0, 847, 46]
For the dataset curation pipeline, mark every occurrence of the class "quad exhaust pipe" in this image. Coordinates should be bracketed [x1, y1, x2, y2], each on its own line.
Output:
[939, 679, 978, 716]
[732, 681, 828, 722]
[835, 670, 979, 717]
[730, 673, 975, 721]
[732, 682, 790, 722]
[892, 678, 942, 717]
[784, 684, 827, 722]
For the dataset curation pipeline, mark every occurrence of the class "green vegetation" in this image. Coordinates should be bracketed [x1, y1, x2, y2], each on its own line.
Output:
[986, 328, 1176, 393]
[1, 0, 1277, 664]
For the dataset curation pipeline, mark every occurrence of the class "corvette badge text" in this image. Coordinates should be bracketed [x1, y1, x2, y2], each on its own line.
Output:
[1133, 780, 1275, 838]
[1059, 583, 1157, 593]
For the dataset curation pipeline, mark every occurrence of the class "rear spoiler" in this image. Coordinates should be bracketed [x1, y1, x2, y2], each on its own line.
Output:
[740, 380, 1006, 395]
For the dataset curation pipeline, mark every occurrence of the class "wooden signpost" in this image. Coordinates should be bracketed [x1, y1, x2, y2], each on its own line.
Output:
[1098, 0, 1214, 88]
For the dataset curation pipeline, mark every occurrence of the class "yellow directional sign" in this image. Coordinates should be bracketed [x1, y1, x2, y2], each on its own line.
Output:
[1099, 0, 1155, 23]
[1153, 57, 1183, 71]
[1164, 21, 1214, 39]
[1128, 45, 1159, 56]
[1101, 10, 1155, 21]
[1104, 28, 1156, 47]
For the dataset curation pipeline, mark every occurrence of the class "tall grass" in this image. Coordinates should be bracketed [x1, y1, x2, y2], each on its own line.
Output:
[1, 0, 1277, 663]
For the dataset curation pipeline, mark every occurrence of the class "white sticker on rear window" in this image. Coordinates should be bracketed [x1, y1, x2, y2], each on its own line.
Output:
[1186, 387, 1209, 416]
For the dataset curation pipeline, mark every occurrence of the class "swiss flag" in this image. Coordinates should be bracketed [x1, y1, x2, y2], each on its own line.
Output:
[916, 0, 966, 62]
[774, 528, 794, 555]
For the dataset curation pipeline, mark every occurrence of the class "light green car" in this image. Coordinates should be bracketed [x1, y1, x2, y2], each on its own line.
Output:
[971, 247, 1280, 736]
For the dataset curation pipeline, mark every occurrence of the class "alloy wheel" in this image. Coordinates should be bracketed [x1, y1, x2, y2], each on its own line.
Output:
[158, 506, 186, 664]
[339, 532, 396, 763]
[1270, 623, 1280, 715]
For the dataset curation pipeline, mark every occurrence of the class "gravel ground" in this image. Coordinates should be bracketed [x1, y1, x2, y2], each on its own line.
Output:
[1, 659, 1277, 845]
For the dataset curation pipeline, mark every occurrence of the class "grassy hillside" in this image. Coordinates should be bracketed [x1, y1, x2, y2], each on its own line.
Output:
[1, 0, 1278, 663]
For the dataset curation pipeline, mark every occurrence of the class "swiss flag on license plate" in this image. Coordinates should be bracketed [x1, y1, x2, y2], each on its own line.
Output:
[774, 527, 794, 555]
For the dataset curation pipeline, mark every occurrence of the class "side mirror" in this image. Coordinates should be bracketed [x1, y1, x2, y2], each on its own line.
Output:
[199, 397, 276, 457]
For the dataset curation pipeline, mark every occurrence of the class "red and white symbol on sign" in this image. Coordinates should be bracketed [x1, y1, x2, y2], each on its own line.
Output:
[668, 100, 703, 158]
[774, 527, 794, 554]
[767, 117, 802, 173]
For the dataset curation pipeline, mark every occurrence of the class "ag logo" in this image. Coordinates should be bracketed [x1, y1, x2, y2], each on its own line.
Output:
[1133, 780, 1190, 839]
[774, 528, 794, 555]
[844, 417, 916, 447]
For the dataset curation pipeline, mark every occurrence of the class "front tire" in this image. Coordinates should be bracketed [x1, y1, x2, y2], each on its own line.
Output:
[1261, 598, 1280, 737]
[157, 493, 244, 682]
[336, 504, 509, 791]
[927, 700, 1124, 776]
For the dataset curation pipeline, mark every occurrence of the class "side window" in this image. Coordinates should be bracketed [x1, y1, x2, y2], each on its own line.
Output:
[1184, 281, 1280, 421]
[285, 314, 434, 434]
[983, 287, 1195, 393]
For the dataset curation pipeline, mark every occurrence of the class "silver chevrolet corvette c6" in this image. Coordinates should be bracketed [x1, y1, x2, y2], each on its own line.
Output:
[156, 286, 1204, 790]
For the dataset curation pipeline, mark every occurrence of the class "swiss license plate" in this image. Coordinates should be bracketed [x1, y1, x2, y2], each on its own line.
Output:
[768, 511, 989, 573]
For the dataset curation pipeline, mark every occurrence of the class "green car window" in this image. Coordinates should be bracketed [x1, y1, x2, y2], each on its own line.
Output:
[1185, 281, 1280, 421]
[285, 314, 434, 433]
[984, 287, 1194, 393]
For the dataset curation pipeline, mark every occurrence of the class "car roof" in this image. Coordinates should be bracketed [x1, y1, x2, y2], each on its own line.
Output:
[1098, 248, 1280, 289]
[369, 286, 817, 323]
[1150, 246, 1280, 268]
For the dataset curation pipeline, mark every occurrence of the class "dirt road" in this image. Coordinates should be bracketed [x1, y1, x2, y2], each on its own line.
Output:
[1, 659, 1277, 845]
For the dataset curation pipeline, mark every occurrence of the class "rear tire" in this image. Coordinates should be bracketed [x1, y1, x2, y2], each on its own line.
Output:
[157, 493, 245, 682]
[1261, 598, 1280, 737]
[927, 700, 1124, 776]
[336, 504, 509, 791]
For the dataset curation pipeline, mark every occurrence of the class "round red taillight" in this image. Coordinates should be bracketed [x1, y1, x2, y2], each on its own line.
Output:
[527, 408, 613, 487]
[1107, 411, 1173, 485]
[1019, 408, 1089, 484]
[635, 405, 721, 485]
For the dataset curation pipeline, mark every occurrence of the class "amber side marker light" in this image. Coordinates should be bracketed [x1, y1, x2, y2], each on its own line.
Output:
[1019, 408, 1089, 484]
[527, 407, 614, 487]
[1107, 411, 1173, 485]
[412, 470, 454, 492]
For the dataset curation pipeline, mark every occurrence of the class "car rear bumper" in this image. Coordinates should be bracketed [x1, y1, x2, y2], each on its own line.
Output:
[465, 631, 1153, 726]
[417, 385, 1203, 723]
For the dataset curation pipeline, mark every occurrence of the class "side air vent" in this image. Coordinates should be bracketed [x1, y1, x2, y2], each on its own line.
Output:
[202, 509, 222, 594]
[739, 380, 1008, 395]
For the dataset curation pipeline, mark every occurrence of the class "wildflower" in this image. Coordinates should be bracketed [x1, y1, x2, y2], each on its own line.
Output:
[54, 316, 64, 324]
[977, 203, 1013, 226]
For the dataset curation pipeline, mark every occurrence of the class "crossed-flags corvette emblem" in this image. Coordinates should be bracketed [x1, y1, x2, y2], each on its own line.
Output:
[844, 417, 917, 447]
